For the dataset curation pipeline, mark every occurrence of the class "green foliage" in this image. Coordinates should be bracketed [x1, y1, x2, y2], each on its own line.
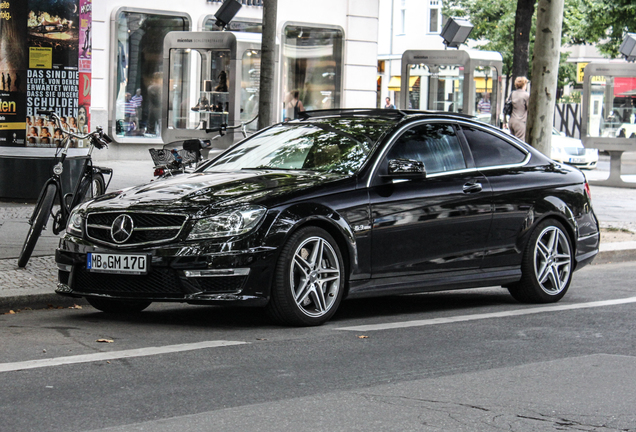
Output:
[443, 0, 585, 86]
[443, 0, 518, 76]
[573, 0, 636, 58]
[558, 90, 581, 104]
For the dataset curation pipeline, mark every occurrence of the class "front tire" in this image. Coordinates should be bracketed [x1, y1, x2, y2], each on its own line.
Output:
[79, 172, 106, 203]
[508, 219, 573, 303]
[18, 183, 56, 268]
[266, 227, 345, 326]
[86, 297, 151, 313]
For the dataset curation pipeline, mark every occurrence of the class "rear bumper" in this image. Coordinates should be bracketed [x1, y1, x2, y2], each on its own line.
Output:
[574, 232, 600, 270]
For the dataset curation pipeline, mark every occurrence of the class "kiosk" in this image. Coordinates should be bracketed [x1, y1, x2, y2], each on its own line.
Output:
[582, 63, 636, 188]
[399, 49, 503, 126]
[161, 31, 266, 148]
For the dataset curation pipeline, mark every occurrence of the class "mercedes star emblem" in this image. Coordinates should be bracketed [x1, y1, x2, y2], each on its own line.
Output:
[111, 214, 134, 243]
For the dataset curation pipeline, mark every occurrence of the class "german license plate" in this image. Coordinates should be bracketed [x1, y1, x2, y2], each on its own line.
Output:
[87, 253, 148, 275]
[569, 157, 585, 164]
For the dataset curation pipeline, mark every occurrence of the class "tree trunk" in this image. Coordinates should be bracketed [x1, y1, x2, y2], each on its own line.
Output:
[512, 0, 535, 85]
[526, 0, 564, 155]
[257, 0, 277, 130]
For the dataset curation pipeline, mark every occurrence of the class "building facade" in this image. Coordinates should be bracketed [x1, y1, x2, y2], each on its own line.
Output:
[377, 0, 446, 109]
[91, 0, 379, 158]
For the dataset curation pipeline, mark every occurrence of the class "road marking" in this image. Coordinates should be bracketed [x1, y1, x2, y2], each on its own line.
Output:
[0, 340, 248, 373]
[335, 297, 636, 332]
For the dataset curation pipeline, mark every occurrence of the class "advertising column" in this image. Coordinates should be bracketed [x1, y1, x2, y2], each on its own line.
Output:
[0, 0, 28, 146]
[78, 0, 91, 135]
[26, 0, 81, 147]
[0, 0, 90, 149]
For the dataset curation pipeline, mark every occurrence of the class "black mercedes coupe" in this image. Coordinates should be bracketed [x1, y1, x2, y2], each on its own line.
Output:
[55, 109, 600, 326]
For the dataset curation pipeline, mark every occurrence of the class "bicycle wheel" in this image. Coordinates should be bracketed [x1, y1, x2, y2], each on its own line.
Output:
[18, 183, 56, 268]
[78, 172, 105, 203]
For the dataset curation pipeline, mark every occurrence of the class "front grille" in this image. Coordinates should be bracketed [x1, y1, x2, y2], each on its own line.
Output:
[73, 266, 184, 298]
[86, 211, 187, 247]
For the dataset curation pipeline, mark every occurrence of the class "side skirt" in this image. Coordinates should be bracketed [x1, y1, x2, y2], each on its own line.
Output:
[346, 268, 522, 299]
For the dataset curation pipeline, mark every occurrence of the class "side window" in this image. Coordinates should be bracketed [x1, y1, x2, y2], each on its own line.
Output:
[461, 126, 527, 168]
[387, 123, 466, 174]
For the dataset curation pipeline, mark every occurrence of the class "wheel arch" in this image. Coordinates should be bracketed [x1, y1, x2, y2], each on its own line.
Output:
[264, 203, 357, 294]
[519, 195, 578, 260]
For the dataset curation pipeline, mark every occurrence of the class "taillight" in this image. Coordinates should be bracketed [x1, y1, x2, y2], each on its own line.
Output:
[584, 181, 591, 199]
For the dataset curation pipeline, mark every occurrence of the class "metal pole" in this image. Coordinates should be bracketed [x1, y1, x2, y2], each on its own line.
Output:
[257, 0, 277, 130]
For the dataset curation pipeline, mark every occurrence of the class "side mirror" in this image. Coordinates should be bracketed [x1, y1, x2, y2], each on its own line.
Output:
[383, 158, 427, 180]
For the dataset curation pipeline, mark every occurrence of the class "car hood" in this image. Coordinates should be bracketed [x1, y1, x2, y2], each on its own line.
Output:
[89, 170, 349, 214]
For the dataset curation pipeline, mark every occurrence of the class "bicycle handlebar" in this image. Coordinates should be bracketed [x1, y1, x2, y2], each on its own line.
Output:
[205, 115, 258, 137]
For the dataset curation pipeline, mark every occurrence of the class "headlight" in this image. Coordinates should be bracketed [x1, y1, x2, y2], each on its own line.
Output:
[66, 210, 84, 236]
[188, 205, 266, 240]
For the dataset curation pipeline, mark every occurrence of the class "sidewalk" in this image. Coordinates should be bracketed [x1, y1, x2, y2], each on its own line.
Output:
[1, 156, 636, 312]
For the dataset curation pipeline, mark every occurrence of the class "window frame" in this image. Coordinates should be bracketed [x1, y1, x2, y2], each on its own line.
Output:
[109, 7, 192, 144]
[427, 0, 441, 34]
[456, 121, 531, 171]
[386, 122, 468, 175]
[369, 118, 531, 188]
[369, 119, 475, 187]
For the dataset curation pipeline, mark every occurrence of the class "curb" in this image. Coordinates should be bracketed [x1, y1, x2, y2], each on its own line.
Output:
[0, 293, 87, 313]
[593, 247, 636, 266]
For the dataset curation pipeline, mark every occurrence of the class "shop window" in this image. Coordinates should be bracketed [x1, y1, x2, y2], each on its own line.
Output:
[112, 10, 189, 139]
[282, 25, 343, 117]
[167, 48, 231, 132]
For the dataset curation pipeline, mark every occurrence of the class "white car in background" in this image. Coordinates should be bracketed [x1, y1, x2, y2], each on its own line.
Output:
[550, 128, 598, 170]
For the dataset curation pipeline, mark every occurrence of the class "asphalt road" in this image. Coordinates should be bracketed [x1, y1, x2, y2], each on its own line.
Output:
[1, 261, 636, 432]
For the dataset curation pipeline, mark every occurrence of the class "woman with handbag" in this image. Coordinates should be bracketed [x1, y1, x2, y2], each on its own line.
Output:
[505, 76, 530, 142]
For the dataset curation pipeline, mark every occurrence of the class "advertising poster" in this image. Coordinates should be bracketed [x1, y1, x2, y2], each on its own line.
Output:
[26, 0, 81, 147]
[0, 0, 29, 146]
[78, 0, 91, 135]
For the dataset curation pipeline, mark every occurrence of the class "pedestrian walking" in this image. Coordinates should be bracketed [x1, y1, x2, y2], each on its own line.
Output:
[506, 77, 530, 142]
[384, 97, 396, 109]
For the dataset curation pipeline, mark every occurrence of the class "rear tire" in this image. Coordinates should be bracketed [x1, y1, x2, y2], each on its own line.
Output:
[266, 227, 345, 326]
[86, 297, 151, 313]
[508, 219, 573, 303]
[18, 184, 56, 268]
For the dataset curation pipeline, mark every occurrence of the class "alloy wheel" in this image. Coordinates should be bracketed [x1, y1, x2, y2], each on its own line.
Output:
[290, 236, 341, 317]
[533, 226, 572, 295]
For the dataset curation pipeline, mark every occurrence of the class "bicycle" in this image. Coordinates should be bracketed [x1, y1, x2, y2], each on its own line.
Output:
[149, 115, 258, 179]
[17, 109, 113, 268]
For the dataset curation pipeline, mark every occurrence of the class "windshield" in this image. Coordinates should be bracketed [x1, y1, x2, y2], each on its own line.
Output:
[204, 118, 393, 175]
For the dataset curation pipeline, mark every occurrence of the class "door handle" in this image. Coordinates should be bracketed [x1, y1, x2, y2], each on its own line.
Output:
[463, 182, 482, 193]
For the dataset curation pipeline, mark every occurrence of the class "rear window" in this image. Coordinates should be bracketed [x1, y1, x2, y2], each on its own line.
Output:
[461, 126, 527, 168]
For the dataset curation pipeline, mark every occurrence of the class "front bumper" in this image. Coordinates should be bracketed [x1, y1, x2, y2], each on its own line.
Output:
[55, 235, 276, 307]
